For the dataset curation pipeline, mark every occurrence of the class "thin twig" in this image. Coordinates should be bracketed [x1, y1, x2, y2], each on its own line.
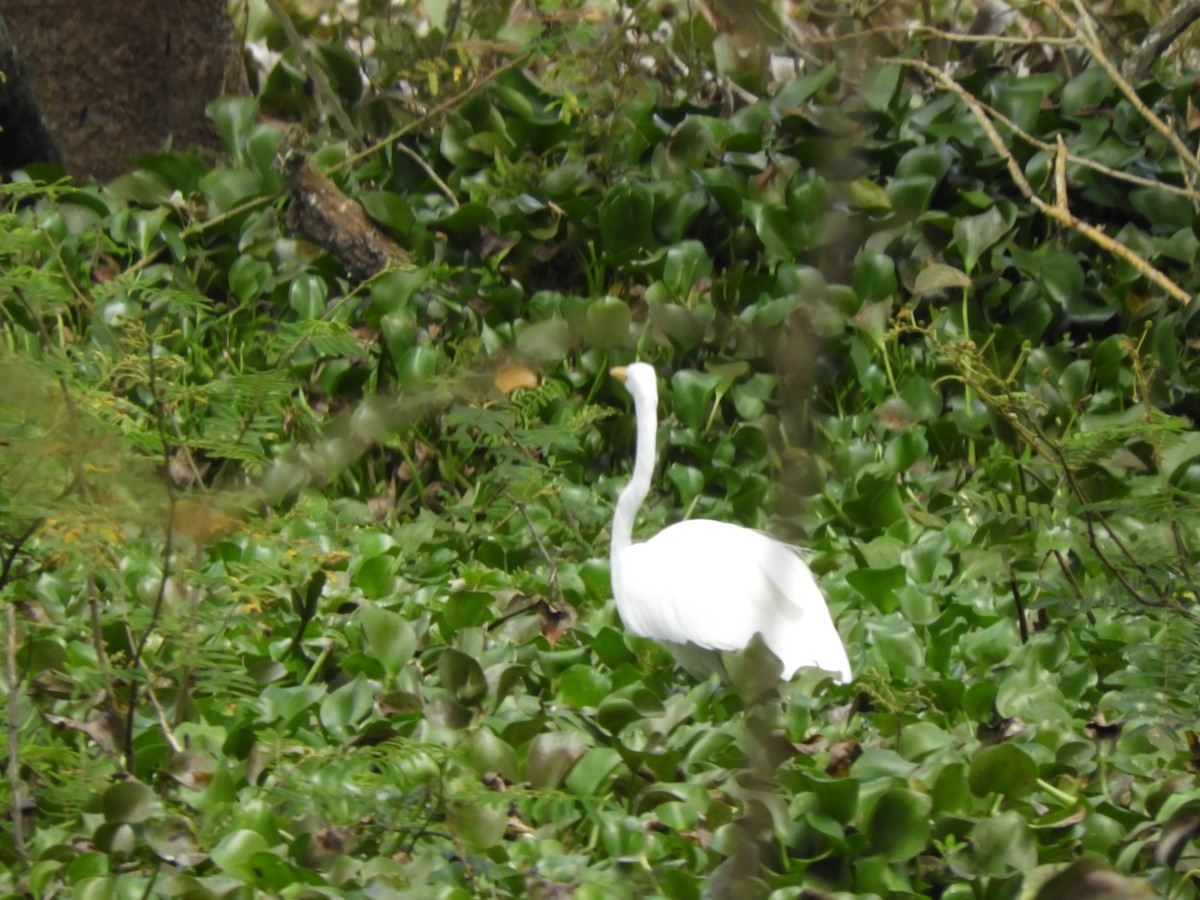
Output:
[508, 491, 564, 606]
[1009, 572, 1029, 644]
[890, 56, 1193, 306]
[1046, 0, 1200, 178]
[332, 53, 532, 174]
[395, 141, 459, 208]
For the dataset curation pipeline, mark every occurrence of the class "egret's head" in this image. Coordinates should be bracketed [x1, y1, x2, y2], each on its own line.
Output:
[611, 362, 658, 404]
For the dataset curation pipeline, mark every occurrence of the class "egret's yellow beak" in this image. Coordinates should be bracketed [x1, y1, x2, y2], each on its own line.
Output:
[610, 366, 628, 382]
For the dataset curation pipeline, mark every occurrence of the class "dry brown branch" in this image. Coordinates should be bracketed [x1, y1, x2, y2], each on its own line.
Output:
[1123, 0, 1200, 82]
[1043, 0, 1200, 179]
[963, 90, 1200, 202]
[799, 22, 1076, 47]
[891, 57, 1193, 306]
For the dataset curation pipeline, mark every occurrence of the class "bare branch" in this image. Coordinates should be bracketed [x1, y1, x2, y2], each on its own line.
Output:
[1123, 0, 1200, 83]
[891, 56, 1194, 306]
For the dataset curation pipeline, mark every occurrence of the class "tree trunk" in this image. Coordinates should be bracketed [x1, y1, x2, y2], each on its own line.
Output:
[0, 0, 246, 180]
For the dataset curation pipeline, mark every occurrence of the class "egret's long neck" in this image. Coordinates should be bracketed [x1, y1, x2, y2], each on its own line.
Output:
[611, 382, 658, 555]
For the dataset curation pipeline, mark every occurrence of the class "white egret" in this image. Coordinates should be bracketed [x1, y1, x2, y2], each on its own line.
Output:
[609, 363, 852, 684]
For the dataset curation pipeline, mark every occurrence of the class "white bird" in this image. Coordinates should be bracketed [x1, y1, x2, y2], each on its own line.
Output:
[609, 362, 852, 684]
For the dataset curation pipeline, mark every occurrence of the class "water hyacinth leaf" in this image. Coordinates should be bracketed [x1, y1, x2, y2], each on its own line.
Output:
[843, 178, 892, 212]
[319, 674, 375, 731]
[462, 728, 521, 782]
[208, 95, 258, 157]
[1061, 67, 1113, 116]
[887, 174, 938, 217]
[969, 743, 1038, 799]
[914, 263, 972, 295]
[516, 317, 571, 364]
[439, 648, 488, 705]
[199, 167, 264, 211]
[859, 63, 902, 113]
[662, 240, 713, 295]
[434, 201, 498, 237]
[670, 369, 721, 431]
[1129, 187, 1194, 233]
[667, 462, 704, 507]
[869, 789, 932, 861]
[953, 206, 1008, 274]
[971, 811, 1037, 875]
[228, 255, 272, 304]
[559, 664, 612, 709]
[649, 300, 709, 348]
[584, 296, 632, 349]
[448, 797, 508, 850]
[565, 747, 623, 796]
[361, 190, 415, 237]
[209, 829, 271, 881]
[359, 603, 417, 676]
[853, 252, 898, 301]
[102, 781, 161, 824]
[288, 273, 328, 319]
[599, 181, 655, 255]
[850, 748, 919, 781]
[990, 79, 1049, 133]
[146, 816, 207, 868]
[897, 722, 955, 761]
[370, 268, 428, 315]
[527, 730, 588, 789]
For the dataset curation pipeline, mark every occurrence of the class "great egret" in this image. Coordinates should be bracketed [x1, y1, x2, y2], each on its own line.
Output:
[609, 363, 852, 684]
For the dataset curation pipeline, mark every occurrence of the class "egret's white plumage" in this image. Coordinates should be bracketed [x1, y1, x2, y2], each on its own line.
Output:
[610, 363, 851, 683]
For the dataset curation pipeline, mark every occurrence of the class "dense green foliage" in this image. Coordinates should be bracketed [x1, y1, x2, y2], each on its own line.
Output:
[4, 1, 1200, 896]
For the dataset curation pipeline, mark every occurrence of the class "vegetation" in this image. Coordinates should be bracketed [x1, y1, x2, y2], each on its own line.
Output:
[4, 0, 1200, 896]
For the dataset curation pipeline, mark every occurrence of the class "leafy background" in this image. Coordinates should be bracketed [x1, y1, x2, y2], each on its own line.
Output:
[4, 0, 1200, 896]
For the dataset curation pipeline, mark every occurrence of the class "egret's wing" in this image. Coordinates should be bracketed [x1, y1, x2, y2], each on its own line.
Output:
[615, 519, 851, 682]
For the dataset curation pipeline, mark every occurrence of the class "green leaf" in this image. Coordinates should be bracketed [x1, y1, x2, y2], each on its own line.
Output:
[527, 730, 588, 789]
[662, 240, 713, 294]
[887, 174, 938, 217]
[438, 649, 488, 705]
[667, 463, 705, 506]
[319, 673, 375, 731]
[209, 829, 271, 881]
[1062, 67, 1113, 116]
[953, 206, 1009, 274]
[584, 296, 632, 350]
[853, 252, 898, 301]
[288, 273, 328, 319]
[359, 603, 417, 676]
[447, 797, 508, 850]
[362, 190, 415, 237]
[670, 369, 721, 431]
[516, 317, 572, 364]
[970, 810, 1037, 875]
[860, 63, 903, 113]
[843, 178, 892, 212]
[102, 781, 160, 824]
[599, 181, 655, 255]
[559, 665, 612, 708]
[914, 263, 972, 295]
[228, 255, 272, 304]
[869, 789, 932, 861]
[969, 743, 1038, 799]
